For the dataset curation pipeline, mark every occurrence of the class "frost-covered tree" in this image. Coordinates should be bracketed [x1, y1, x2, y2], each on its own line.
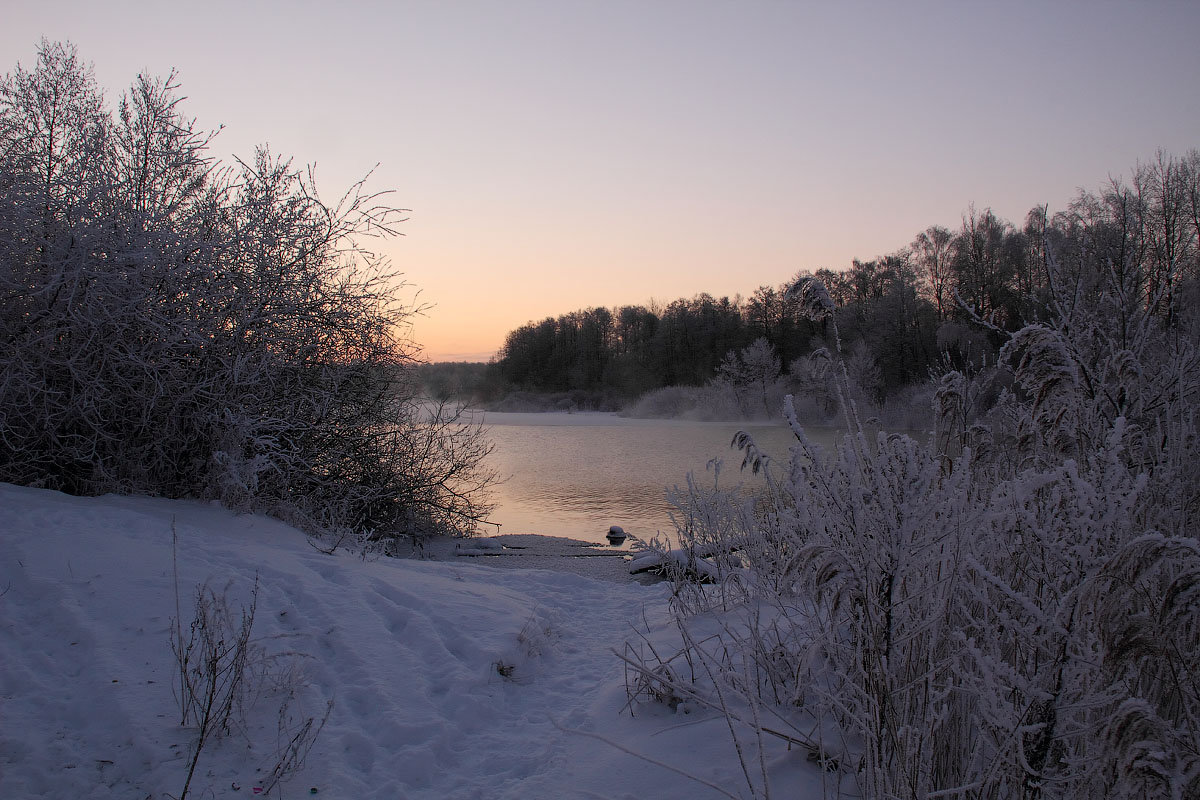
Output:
[0, 38, 110, 219]
[0, 40, 494, 542]
[715, 338, 782, 417]
[952, 204, 1020, 329]
[913, 224, 956, 321]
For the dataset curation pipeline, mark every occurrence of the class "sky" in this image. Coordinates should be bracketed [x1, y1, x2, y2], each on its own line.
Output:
[4, 1, 1199, 361]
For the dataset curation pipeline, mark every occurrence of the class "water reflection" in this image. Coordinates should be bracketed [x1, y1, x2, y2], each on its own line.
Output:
[478, 412, 840, 544]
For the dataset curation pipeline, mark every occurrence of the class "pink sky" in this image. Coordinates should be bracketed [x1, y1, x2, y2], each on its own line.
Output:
[4, 1, 1198, 360]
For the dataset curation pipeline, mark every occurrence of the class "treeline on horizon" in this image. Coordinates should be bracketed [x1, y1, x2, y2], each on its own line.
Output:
[431, 148, 1200, 413]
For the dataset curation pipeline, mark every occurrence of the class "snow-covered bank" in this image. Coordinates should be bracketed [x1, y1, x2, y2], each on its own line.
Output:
[0, 483, 821, 799]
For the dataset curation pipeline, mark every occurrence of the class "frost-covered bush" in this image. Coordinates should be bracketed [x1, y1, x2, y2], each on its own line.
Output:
[874, 379, 938, 432]
[621, 384, 746, 421]
[623, 339, 792, 421]
[713, 337, 786, 418]
[631, 235, 1200, 797]
[0, 41, 493, 540]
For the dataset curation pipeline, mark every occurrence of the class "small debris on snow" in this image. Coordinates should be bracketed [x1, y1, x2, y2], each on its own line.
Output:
[454, 537, 505, 556]
[628, 548, 720, 582]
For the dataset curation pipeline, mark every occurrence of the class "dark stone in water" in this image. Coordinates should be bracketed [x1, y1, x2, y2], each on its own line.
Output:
[605, 525, 627, 545]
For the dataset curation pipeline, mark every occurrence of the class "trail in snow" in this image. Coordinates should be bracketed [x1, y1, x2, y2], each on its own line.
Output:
[0, 483, 821, 799]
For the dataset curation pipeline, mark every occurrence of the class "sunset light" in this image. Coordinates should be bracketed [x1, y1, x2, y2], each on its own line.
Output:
[4, 4, 1199, 797]
[5, 1, 1197, 360]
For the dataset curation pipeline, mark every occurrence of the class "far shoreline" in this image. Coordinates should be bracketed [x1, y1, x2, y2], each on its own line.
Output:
[461, 408, 797, 428]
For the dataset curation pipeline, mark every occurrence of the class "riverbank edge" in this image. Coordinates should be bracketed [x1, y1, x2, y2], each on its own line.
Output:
[392, 533, 645, 583]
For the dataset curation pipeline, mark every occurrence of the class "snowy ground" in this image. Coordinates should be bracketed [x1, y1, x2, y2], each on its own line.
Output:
[0, 482, 823, 799]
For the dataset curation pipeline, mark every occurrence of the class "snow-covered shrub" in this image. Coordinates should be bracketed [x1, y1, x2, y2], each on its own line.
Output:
[622, 340, 792, 421]
[713, 338, 786, 418]
[0, 41, 494, 540]
[767, 410, 980, 798]
[786, 349, 842, 422]
[1085, 533, 1200, 797]
[874, 379, 938, 433]
[170, 567, 330, 800]
[627, 466, 761, 611]
[633, 250, 1200, 797]
[621, 384, 745, 421]
[171, 575, 259, 799]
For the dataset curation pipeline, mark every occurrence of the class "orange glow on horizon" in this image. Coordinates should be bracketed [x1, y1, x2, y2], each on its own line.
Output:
[4, 3, 1195, 364]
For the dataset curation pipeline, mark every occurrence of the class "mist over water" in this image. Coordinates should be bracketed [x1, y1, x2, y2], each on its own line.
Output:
[477, 412, 841, 545]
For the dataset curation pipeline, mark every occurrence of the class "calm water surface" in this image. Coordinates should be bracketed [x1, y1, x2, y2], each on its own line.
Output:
[475, 412, 841, 545]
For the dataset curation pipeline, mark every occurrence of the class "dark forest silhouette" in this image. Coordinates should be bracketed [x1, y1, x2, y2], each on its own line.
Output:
[457, 151, 1200, 423]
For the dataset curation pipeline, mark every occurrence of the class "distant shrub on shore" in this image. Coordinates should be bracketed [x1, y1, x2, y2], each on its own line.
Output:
[489, 389, 622, 413]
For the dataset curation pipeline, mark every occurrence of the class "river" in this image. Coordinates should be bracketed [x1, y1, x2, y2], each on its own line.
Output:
[473, 411, 843, 545]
